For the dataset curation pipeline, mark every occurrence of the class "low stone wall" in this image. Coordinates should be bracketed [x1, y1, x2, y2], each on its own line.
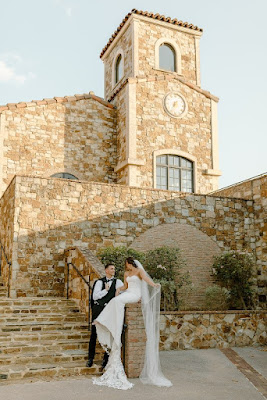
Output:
[160, 310, 266, 350]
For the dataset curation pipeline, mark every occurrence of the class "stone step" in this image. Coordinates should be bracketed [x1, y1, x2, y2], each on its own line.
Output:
[0, 321, 89, 333]
[0, 348, 103, 366]
[0, 338, 93, 354]
[0, 298, 80, 309]
[0, 308, 83, 316]
[0, 329, 90, 344]
[0, 314, 86, 324]
[0, 303, 81, 312]
[0, 361, 102, 381]
[0, 296, 101, 383]
[0, 287, 8, 297]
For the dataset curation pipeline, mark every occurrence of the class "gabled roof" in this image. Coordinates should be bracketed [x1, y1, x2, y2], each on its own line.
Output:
[100, 9, 203, 59]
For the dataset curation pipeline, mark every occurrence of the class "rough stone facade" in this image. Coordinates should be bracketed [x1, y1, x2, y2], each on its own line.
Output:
[0, 10, 221, 195]
[0, 96, 116, 197]
[134, 76, 215, 191]
[0, 177, 15, 289]
[137, 18, 198, 84]
[214, 174, 267, 304]
[124, 302, 146, 378]
[1, 175, 264, 309]
[160, 310, 267, 350]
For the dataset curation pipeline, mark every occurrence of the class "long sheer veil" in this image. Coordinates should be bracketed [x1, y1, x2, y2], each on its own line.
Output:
[134, 260, 172, 387]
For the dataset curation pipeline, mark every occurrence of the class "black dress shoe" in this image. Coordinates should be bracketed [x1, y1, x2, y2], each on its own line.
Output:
[86, 359, 93, 368]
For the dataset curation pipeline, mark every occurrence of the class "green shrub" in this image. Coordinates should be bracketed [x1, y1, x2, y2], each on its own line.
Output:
[144, 246, 191, 310]
[212, 251, 256, 309]
[97, 245, 192, 311]
[204, 285, 230, 310]
[97, 246, 145, 280]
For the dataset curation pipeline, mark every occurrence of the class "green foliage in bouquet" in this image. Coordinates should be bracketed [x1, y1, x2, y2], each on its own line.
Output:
[212, 251, 256, 309]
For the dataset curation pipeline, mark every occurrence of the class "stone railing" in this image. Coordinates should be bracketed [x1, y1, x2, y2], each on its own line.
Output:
[160, 310, 267, 350]
[64, 247, 105, 320]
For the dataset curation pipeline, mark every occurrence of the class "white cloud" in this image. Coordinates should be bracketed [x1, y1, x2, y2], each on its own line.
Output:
[0, 55, 36, 85]
[66, 7, 72, 17]
[0, 61, 26, 84]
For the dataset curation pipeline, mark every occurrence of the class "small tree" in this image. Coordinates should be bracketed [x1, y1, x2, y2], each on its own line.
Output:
[97, 246, 145, 280]
[143, 246, 191, 311]
[212, 251, 256, 309]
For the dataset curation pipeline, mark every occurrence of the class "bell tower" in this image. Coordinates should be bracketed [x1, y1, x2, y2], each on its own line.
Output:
[100, 9, 221, 193]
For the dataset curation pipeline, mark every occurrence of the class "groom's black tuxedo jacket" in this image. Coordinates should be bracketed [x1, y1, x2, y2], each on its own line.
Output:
[91, 277, 117, 321]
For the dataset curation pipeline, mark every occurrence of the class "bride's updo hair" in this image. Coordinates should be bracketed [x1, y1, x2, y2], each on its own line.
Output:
[125, 257, 138, 268]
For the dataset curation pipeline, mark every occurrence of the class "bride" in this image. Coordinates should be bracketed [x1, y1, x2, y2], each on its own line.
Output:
[92, 257, 172, 390]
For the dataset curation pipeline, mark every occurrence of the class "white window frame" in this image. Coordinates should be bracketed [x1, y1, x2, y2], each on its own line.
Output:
[153, 149, 197, 192]
[112, 48, 125, 88]
[155, 38, 182, 75]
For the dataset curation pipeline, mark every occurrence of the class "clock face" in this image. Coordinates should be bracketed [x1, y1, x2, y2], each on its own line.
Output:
[164, 93, 187, 118]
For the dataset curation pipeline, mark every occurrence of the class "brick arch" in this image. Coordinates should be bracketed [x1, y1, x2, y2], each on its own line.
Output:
[130, 223, 221, 309]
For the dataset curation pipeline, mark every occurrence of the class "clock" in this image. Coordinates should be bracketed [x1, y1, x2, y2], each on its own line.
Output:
[163, 92, 187, 118]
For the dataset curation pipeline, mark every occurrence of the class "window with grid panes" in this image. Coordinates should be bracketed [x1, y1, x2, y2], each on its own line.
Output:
[156, 155, 193, 192]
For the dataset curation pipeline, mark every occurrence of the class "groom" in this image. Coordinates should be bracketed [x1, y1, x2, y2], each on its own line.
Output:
[86, 263, 123, 368]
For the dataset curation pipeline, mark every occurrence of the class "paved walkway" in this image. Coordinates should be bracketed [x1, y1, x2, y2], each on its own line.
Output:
[0, 347, 266, 400]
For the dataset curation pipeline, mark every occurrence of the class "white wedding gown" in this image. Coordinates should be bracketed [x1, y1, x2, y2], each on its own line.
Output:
[92, 274, 172, 390]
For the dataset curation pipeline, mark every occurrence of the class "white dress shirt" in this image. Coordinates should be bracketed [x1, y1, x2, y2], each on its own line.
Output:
[93, 278, 124, 301]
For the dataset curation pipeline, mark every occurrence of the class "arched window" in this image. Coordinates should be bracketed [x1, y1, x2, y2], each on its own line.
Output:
[51, 173, 79, 180]
[115, 54, 123, 84]
[159, 43, 176, 72]
[156, 155, 193, 192]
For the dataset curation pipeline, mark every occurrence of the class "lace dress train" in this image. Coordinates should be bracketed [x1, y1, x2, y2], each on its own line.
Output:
[92, 275, 141, 390]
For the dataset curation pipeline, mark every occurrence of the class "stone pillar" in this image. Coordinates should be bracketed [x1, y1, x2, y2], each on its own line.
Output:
[124, 302, 146, 378]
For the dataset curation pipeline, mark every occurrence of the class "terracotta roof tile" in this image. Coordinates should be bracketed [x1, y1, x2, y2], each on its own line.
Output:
[100, 9, 203, 58]
[0, 92, 115, 114]
[16, 103, 27, 108]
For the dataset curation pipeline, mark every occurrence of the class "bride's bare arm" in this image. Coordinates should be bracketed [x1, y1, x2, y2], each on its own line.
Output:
[116, 272, 128, 296]
[139, 268, 160, 287]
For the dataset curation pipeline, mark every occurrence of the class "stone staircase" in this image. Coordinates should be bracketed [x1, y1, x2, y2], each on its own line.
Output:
[0, 297, 104, 382]
[0, 276, 8, 297]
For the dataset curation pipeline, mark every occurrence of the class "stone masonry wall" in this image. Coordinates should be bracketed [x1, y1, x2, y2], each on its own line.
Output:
[135, 76, 216, 192]
[124, 302, 146, 378]
[214, 174, 267, 305]
[8, 176, 261, 308]
[160, 310, 266, 350]
[0, 177, 15, 289]
[113, 86, 127, 184]
[104, 24, 133, 100]
[0, 97, 117, 197]
[138, 19, 198, 85]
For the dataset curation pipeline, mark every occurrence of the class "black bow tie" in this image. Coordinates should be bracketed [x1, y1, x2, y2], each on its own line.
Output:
[106, 278, 114, 282]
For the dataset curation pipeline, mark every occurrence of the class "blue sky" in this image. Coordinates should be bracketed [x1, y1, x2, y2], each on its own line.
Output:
[0, 0, 266, 189]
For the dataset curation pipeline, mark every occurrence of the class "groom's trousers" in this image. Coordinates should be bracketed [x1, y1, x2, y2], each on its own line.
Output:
[88, 325, 98, 361]
[88, 324, 109, 365]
